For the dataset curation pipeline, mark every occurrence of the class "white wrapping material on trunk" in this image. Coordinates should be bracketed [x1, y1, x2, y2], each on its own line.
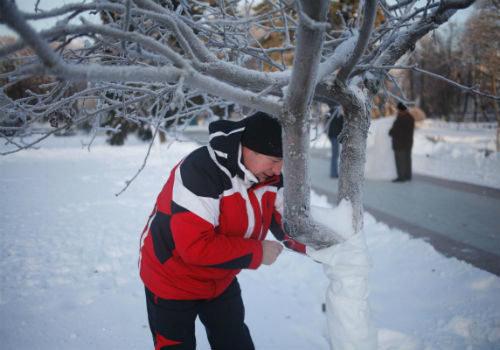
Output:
[308, 214, 377, 350]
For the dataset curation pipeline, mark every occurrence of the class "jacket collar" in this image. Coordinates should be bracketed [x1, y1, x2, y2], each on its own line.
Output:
[207, 119, 282, 187]
[208, 119, 252, 182]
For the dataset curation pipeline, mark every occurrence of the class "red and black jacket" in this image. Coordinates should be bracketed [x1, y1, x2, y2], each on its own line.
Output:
[139, 119, 305, 300]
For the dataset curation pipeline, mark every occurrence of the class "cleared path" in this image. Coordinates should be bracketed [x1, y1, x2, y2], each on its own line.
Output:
[310, 150, 500, 276]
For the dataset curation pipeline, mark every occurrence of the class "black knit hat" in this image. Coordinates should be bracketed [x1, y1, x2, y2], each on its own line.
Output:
[241, 112, 283, 158]
[397, 102, 408, 111]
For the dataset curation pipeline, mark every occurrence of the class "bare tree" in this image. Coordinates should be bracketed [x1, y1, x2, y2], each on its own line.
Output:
[462, 0, 500, 148]
[398, 1, 500, 127]
[0, 0, 481, 347]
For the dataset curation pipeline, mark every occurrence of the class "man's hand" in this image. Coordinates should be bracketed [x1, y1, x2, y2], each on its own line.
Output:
[261, 240, 284, 265]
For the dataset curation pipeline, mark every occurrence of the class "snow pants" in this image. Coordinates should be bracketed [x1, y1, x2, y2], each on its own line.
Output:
[145, 279, 254, 350]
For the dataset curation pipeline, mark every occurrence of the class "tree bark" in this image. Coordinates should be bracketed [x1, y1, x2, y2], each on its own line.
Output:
[493, 73, 500, 151]
[281, 0, 341, 248]
[328, 80, 370, 232]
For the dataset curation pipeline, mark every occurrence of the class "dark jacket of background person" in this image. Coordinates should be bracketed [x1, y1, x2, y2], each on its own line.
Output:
[389, 108, 415, 150]
[327, 112, 344, 178]
[328, 113, 344, 140]
[389, 103, 415, 182]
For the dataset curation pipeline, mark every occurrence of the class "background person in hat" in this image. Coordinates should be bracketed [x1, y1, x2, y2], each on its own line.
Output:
[139, 112, 306, 350]
[389, 102, 415, 182]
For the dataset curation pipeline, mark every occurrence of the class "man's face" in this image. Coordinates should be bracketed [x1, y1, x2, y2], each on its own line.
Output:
[242, 146, 283, 182]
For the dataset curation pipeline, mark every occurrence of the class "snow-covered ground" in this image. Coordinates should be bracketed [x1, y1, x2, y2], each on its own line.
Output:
[413, 120, 499, 189]
[313, 118, 500, 189]
[1, 123, 499, 349]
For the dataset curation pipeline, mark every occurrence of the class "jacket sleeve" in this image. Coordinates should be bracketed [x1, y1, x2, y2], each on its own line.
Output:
[167, 152, 263, 270]
[268, 187, 306, 254]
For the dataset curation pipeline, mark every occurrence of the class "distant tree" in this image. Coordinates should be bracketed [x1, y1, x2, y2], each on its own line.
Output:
[409, 28, 464, 120]
[394, 1, 499, 125]
[462, 0, 500, 149]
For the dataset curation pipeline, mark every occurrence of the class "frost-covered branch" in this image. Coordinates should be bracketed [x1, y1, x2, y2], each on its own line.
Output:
[0, 2, 282, 116]
[336, 0, 377, 83]
[115, 116, 163, 197]
[359, 64, 500, 101]
[317, 35, 358, 82]
[374, 0, 476, 67]
[1, 1, 288, 96]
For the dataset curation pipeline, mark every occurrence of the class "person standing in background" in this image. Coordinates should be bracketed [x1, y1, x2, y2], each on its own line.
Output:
[327, 107, 344, 178]
[389, 102, 415, 182]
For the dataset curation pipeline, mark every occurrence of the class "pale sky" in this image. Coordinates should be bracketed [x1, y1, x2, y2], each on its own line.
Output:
[0, 0, 99, 37]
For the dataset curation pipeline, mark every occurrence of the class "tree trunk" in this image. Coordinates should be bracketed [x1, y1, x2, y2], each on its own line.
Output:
[281, 0, 335, 247]
[419, 69, 427, 115]
[473, 94, 478, 122]
[409, 67, 415, 101]
[282, 2, 377, 348]
[462, 94, 469, 122]
[493, 73, 500, 151]
[497, 124, 500, 153]
[338, 111, 369, 231]
[313, 79, 376, 350]
[282, 116, 311, 232]
[328, 80, 370, 235]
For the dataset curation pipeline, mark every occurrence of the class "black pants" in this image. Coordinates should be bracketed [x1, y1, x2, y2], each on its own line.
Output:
[394, 150, 412, 180]
[145, 279, 254, 350]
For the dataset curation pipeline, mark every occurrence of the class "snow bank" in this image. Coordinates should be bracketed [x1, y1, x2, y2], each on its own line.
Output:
[309, 202, 376, 349]
[312, 117, 500, 188]
[413, 121, 499, 188]
[364, 116, 397, 180]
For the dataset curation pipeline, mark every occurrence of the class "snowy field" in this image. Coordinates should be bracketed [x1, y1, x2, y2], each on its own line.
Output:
[313, 118, 500, 189]
[1, 122, 500, 349]
[412, 120, 499, 189]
